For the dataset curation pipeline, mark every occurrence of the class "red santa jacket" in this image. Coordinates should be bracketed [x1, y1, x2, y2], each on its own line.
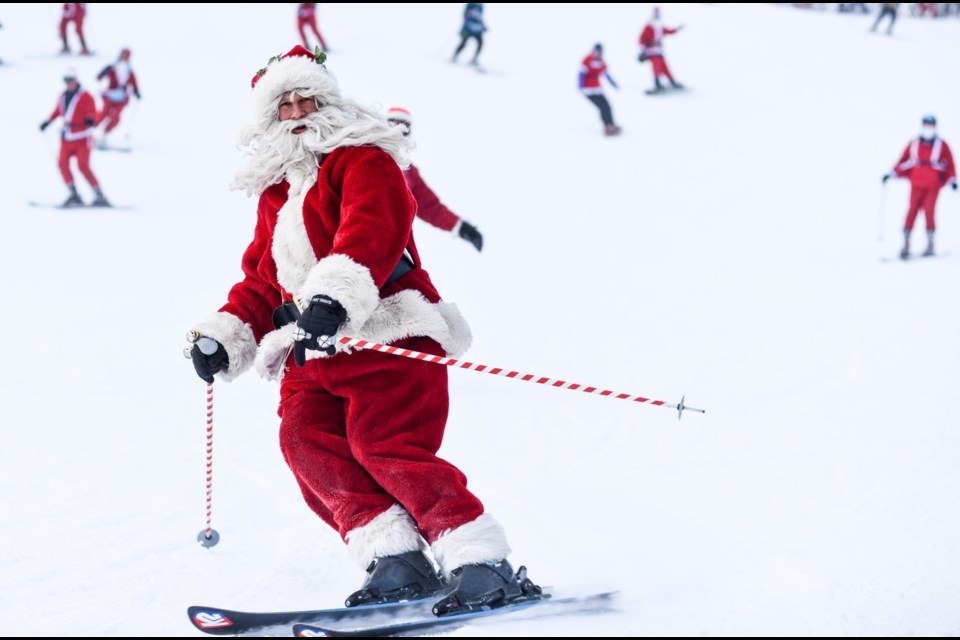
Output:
[640, 23, 680, 57]
[579, 52, 608, 95]
[98, 62, 139, 103]
[404, 163, 460, 232]
[62, 3, 86, 20]
[298, 3, 316, 22]
[46, 87, 97, 141]
[192, 145, 471, 382]
[893, 137, 956, 189]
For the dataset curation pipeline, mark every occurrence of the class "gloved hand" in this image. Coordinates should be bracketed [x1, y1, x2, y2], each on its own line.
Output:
[293, 294, 348, 365]
[188, 336, 229, 383]
[951, 180, 958, 191]
[39, 120, 50, 132]
[882, 173, 891, 184]
[134, 89, 141, 100]
[84, 116, 95, 127]
[458, 221, 483, 252]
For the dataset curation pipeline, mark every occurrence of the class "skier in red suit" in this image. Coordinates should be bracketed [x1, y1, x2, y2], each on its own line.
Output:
[96, 48, 141, 143]
[297, 3, 328, 52]
[39, 70, 109, 207]
[639, 6, 684, 93]
[186, 46, 539, 614]
[59, 3, 89, 55]
[883, 114, 957, 258]
[385, 107, 484, 252]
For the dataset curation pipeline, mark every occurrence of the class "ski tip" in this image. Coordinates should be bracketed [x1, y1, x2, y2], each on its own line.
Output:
[292, 623, 334, 637]
[188, 607, 238, 633]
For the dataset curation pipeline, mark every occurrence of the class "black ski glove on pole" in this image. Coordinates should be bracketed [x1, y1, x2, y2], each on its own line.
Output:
[293, 294, 348, 366]
[190, 337, 229, 383]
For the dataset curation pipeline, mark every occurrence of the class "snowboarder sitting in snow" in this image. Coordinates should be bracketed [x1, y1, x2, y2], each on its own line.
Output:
[385, 107, 484, 252]
[882, 114, 957, 259]
[39, 69, 109, 207]
[185, 45, 540, 614]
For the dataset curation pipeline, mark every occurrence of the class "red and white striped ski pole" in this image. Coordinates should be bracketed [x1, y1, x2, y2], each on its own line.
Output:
[186, 332, 222, 548]
[336, 336, 705, 419]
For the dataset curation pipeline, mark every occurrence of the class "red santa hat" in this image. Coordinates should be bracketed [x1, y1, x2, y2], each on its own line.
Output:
[249, 45, 340, 115]
[385, 106, 412, 124]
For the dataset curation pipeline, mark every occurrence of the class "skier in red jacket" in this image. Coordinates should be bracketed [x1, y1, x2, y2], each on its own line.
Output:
[386, 107, 483, 252]
[883, 114, 957, 258]
[297, 3, 328, 53]
[59, 3, 89, 55]
[96, 48, 141, 145]
[39, 70, 109, 207]
[639, 6, 684, 93]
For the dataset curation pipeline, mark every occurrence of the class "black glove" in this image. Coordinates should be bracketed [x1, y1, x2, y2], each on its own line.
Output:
[293, 294, 348, 365]
[190, 337, 229, 383]
[84, 116, 96, 127]
[39, 120, 50, 132]
[458, 220, 483, 252]
[952, 181, 958, 191]
[134, 89, 141, 99]
[881, 173, 891, 184]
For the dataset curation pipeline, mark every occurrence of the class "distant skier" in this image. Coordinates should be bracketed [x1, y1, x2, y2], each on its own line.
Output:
[452, 3, 486, 66]
[882, 115, 957, 259]
[297, 3, 328, 53]
[59, 3, 90, 55]
[39, 69, 110, 207]
[386, 107, 484, 252]
[96, 48, 141, 147]
[870, 3, 899, 35]
[639, 6, 685, 93]
[579, 43, 621, 137]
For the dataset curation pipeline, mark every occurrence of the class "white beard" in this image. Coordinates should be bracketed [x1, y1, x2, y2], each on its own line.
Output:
[232, 102, 412, 196]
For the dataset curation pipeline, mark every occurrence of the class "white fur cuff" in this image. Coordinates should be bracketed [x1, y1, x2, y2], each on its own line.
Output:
[345, 504, 425, 570]
[191, 312, 257, 381]
[430, 514, 511, 578]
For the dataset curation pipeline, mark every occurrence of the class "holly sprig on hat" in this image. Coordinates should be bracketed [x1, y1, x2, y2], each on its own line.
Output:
[253, 46, 327, 84]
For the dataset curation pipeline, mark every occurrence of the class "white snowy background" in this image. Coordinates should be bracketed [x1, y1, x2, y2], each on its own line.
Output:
[1, 3, 959, 637]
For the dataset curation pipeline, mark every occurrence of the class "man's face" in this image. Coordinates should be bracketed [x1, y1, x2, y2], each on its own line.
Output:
[278, 91, 319, 134]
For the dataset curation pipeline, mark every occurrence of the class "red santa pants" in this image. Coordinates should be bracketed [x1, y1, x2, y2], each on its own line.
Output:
[99, 98, 129, 134]
[59, 17, 86, 48]
[58, 138, 99, 189]
[650, 55, 676, 82]
[277, 335, 485, 544]
[298, 18, 327, 50]
[904, 184, 940, 231]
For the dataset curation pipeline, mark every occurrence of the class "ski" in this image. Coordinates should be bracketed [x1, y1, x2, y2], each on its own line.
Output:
[95, 145, 133, 153]
[28, 201, 134, 211]
[880, 251, 951, 263]
[188, 598, 439, 637]
[291, 591, 617, 638]
[645, 86, 689, 96]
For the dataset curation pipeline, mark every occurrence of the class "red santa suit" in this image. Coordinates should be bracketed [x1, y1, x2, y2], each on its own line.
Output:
[97, 51, 140, 135]
[297, 3, 328, 52]
[59, 3, 88, 54]
[891, 136, 956, 231]
[190, 47, 509, 580]
[404, 163, 462, 232]
[45, 83, 100, 189]
[639, 18, 681, 84]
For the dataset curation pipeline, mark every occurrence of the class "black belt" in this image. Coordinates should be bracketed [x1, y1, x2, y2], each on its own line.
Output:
[272, 254, 414, 329]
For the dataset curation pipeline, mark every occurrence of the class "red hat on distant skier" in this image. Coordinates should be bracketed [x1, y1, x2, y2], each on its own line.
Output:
[249, 45, 341, 117]
[386, 107, 412, 124]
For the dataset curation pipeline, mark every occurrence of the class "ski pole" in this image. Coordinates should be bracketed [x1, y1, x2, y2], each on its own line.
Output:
[334, 336, 705, 419]
[185, 332, 221, 548]
[878, 182, 888, 242]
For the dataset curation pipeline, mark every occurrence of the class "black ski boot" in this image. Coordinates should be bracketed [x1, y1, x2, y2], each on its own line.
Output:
[432, 560, 542, 617]
[90, 188, 110, 207]
[62, 186, 83, 208]
[345, 550, 447, 607]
